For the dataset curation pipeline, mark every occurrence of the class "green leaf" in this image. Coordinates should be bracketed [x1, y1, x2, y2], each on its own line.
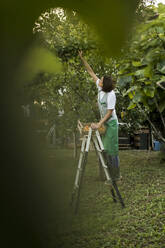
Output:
[118, 63, 131, 75]
[158, 3, 165, 16]
[127, 102, 136, 110]
[132, 61, 142, 67]
[155, 26, 164, 34]
[132, 92, 143, 103]
[157, 60, 165, 74]
[118, 75, 132, 88]
[134, 69, 145, 77]
[145, 48, 162, 63]
[156, 77, 165, 87]
[147, 98, 155, 105]
[123, 86, 137, 97]
[144, 65, 152, 78]
[143, 87, 155, 97]
[144, 81, 152, 85]
[159, 100, 165, 113]
[128, 92, 134, 99]
[137, 77, 147, 82]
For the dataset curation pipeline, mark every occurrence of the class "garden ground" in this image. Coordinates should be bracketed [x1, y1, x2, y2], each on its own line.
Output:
[43, 148, 165, 248]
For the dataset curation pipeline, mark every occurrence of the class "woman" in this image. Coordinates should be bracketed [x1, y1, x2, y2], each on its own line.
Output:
[79, 51, 120, 183]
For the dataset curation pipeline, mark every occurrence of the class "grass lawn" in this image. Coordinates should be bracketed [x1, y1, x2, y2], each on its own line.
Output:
[44, 148, 165, 248]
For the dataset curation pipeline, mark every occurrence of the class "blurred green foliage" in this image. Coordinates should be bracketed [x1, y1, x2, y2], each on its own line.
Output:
[53, 0, 140, 56]
[18, 46, 62, 82]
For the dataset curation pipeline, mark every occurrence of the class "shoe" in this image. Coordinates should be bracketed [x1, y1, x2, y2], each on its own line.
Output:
[115, 176, 123, 185]
[105, 176, 122, 185]
[104, 180, 112, 185]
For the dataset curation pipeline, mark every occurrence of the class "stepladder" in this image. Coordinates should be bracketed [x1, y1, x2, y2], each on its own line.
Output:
[70, 121, 125, 214]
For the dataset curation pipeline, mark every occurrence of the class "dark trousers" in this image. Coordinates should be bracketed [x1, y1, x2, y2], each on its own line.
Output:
[106, 154, 120, 181]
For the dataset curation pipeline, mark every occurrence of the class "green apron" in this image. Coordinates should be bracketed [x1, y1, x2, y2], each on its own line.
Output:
[98, 90, 120, 180]
[103, 120, 119, 156]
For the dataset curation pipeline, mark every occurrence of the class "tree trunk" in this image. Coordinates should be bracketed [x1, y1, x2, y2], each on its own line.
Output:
[160, 142, 165, 164]
[52, 125, 56, 146]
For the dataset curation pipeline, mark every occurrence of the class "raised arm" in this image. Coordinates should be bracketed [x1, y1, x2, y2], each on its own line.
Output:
[79, 51, 98, 83]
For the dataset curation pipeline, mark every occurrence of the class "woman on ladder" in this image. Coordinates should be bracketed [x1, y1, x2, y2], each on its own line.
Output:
[79, 51, 121, 184]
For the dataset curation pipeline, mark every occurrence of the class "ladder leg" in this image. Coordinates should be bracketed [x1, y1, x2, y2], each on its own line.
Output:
[92, 136, 110, 181]
[74, 128, 92, 214]
[95, 131, 111, 181]
[74, 151, 88, 214]
[95, 133, 125, 206]
[104, 153, 124, 207]
[92, 138, 105, 181]
[70, 136, 86, 206]
[92, 136, 117, 201]
[112, 181, 125, 208]
[111, 188, 117, 203]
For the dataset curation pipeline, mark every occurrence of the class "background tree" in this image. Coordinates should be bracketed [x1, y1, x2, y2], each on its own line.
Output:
[30, 9, 117, 146]
[30, 6, 152, 144]
[117, 3, 165, 144]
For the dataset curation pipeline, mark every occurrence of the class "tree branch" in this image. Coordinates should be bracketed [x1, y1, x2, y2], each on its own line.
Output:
[137, 104, 165, 143]
[154, 98, 165, 132]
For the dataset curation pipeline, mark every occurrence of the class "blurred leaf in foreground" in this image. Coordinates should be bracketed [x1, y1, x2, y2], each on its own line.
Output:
[18, 46, 62, 82]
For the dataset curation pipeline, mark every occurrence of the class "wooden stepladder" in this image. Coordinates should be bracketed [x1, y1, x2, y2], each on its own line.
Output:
[70, 122, 125, 214]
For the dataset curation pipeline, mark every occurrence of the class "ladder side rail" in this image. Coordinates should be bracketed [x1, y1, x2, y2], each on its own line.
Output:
[74, 135, 86, 188]
[95, 130, 109, 174]
[74, 129, 92, 214]
[85, 128, 92, 152]
[95, 130, 104, 151]
[92, 136, 110, 181]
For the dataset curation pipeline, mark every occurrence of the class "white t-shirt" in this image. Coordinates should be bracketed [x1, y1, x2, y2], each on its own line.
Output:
[96, 79, 118, 121]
